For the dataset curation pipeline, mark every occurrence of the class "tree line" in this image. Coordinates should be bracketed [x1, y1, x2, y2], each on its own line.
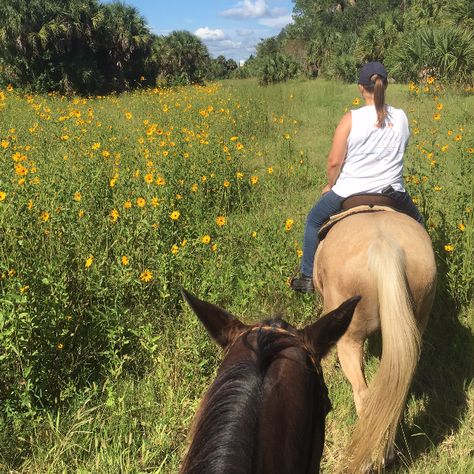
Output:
[245, 0, 474, 85]
[1, 0, 473, 94]
[0, 0, 237, 94]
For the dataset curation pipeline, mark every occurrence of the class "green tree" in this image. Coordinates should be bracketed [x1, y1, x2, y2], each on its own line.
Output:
[93, 2, 152, 91]
[386, 26, 474, 84]
[0, 0, 153, 93]
[354, 12, 402, 63]
[155, 31, 211, 86]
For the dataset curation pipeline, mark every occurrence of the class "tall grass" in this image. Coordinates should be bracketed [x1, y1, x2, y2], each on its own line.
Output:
[0, 78, 472, 472]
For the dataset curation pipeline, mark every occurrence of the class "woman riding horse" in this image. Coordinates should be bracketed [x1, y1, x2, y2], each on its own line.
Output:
[292, 62, 437, 471]
[291, 61, 424, 293]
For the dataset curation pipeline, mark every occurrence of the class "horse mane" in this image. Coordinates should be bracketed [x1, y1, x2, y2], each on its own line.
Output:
[180, 322, 310, 474]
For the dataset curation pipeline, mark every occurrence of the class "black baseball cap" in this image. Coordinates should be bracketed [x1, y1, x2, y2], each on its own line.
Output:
[358, 62, 388, 86]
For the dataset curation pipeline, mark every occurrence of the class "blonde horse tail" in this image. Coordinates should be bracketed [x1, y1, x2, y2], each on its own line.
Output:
[346, 236, 421, 472]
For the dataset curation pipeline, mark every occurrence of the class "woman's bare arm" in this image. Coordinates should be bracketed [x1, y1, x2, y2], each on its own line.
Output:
[322, 111, 352, 194]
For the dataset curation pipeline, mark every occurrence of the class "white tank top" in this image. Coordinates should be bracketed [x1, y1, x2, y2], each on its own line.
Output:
[331, 105, 409, 198]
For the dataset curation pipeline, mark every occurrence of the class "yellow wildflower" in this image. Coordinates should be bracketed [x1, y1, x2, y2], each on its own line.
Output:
[136, 197, 146, 208]
[0, 191, 6, 202]
[121, 256, 129, 265]
[201, 235, 211, 244]
[85, 255, 94, 268]
[139, 269, 153, 282]
[458, 223, 465, 232]
[285, 219, 294, 231]
[171, 244, 179, 254]
[170, 210, 180, 220]
[40, 211, 50, 222]
[73, 191, 81, 202]
[444, 244, 454, 252]
[110, 209, 119, 222]
[216, 216, 226, 227]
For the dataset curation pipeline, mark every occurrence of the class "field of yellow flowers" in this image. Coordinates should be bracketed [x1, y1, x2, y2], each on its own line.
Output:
[0, 78, 472, 472]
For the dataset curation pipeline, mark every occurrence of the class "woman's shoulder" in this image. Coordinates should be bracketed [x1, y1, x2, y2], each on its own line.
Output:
[387, 105, 408, 121]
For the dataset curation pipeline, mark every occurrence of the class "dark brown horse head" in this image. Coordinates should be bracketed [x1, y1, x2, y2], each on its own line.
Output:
[180, 289, 360, 474]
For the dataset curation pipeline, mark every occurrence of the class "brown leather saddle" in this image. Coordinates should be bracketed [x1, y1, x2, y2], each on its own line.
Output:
[318, 193, 401, 241]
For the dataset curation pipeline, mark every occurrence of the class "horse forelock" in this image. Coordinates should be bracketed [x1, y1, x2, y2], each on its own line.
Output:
[181, 326, 327, 474]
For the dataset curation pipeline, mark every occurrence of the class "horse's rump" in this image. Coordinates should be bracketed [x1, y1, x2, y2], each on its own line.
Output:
[314, 210, 436, 471]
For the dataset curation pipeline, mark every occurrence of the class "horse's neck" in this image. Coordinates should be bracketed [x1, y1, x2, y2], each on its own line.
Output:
[181, 362, 261, 473]
[256, 357, 324, 473]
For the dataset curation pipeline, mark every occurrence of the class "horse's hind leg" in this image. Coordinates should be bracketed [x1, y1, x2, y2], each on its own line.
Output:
[337, 334, 368, 416]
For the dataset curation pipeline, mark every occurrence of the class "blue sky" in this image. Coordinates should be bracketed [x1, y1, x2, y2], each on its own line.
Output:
[110, 0, 295, 63]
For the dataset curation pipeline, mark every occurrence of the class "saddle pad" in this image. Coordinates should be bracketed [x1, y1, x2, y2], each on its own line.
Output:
[318, 205, 397, 241]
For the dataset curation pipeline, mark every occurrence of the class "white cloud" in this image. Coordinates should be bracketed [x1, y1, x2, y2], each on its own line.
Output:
[220, 0, 269, 19]
[235, 28, 255, 37]
[195, 27, 227, 41]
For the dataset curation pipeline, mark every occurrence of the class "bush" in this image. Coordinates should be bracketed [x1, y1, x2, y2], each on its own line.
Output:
[386, 27, 474, 85]
[258, 53, 301, 85]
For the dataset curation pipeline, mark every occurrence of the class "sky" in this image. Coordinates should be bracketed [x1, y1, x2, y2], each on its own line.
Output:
[111, 0, 295, 63]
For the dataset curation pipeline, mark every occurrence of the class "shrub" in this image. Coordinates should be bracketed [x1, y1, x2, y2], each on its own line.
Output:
[258, 53, 301, 85]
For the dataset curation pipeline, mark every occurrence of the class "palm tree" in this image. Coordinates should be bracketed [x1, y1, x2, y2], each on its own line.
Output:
[355, 12, 402, 63]
[93, 2, 152, 90]
[158, 31, 211, 86]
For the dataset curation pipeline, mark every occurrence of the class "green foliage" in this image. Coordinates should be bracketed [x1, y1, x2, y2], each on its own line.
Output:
[261, 0, 474, 85]
[0, 0, 155, 94]
[386, 27, 474, 84]
[208, 56, 238, 80]
[154, 31, 211, 87]
[0, 2, 218, 93]
[258, 53, 301, 85]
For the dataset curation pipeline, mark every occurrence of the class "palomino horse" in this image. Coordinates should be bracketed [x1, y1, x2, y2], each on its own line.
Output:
[180, 289, 361, 474]
[314, 209, 437, 472]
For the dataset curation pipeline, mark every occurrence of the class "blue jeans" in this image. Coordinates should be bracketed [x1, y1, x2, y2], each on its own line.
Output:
[301, 190, 344, 276]
[300, 189, 424, 277]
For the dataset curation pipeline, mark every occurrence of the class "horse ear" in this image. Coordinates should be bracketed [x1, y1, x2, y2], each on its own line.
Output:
[302, 296, 361, 358]
[181, 288, 247, 348]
